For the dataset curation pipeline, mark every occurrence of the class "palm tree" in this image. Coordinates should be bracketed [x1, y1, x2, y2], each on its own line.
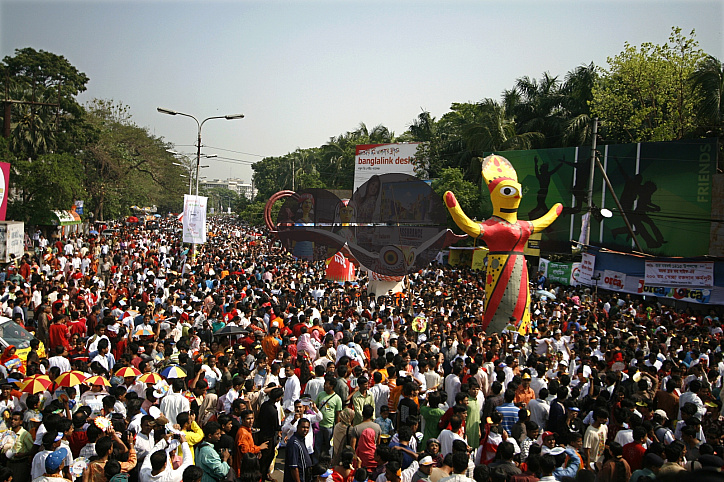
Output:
[561, 63, 598, 146]
[462, 99, 542, 153]
[690, 55, 724, 136]
[509, 72, 567, 147]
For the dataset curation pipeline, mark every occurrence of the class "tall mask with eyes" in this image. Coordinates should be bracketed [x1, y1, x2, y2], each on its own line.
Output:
[482, 155, 522, 223]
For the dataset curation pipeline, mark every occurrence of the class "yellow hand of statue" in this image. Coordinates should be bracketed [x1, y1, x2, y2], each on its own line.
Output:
[444, 191, 482, 239]
[530, 203, 563, 234]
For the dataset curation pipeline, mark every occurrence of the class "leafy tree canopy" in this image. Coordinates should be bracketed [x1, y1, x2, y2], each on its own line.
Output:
[591, 27, 705, 143]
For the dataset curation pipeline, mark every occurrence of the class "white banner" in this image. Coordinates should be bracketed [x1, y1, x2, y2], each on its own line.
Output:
[353, 143, 422, 192]
[644, 261, 714, 288]
[602, 269, 626, 291]
[570, 262, 581, 286]
[538, 258, 550, 277]
[578, 252, 595, 285]
[182, 195, 208, 244]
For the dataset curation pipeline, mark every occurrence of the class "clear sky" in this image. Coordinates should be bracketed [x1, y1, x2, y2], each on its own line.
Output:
[1, 0, 722, 183]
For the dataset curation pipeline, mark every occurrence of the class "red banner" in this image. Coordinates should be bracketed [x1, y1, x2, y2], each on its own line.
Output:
[0, 162, 10, 221]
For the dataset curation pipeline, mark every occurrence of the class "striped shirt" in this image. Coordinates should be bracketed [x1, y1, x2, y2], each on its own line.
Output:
[496, 403, 520, 433]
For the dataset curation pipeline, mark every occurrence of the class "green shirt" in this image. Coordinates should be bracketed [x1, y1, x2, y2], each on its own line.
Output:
[420, 405, 445, 445]
[316, 391, 342, 428]
[351, 390, 375, 425]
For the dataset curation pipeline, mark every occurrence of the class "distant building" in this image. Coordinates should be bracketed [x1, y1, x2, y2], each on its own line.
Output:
[201, 178, 256, 200]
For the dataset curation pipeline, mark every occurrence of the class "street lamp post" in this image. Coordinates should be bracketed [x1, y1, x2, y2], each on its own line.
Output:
[157, 107, 244, 197]
[157, 107, 244, 255]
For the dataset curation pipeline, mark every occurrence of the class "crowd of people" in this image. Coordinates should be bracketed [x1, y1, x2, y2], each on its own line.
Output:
[0, 216, 719, 482]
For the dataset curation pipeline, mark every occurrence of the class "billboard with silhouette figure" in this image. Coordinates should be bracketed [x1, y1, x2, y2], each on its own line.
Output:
[487, 138, 718, 257]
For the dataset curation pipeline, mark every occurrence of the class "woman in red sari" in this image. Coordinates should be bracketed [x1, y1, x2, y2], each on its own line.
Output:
[0, 345, 24, 375]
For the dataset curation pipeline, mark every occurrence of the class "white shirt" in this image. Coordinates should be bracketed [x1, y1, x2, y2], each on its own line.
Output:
[283, 375, 301, 412]
[139, 440, 193, 482]
[445, 374, 461, 407]
[369, 383, 390, 417]
[376, 461, 419, 482]
[438, 429, 464, 457]
[281, 411, 322, 453]
[304, 377, 325, 402]
[48, 356, 71, 374]
[159, 391, 191, 425]
[528, 398, 550, 430]
[678, 391, 706, 419]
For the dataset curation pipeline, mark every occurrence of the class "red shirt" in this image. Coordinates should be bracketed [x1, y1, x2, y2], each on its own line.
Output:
[49, 323, 70, 350]
[622, 441, 646, 471]
[69, 319, 87, 338]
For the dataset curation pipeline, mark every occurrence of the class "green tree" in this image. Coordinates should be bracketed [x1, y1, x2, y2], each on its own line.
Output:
[590, 27, 705, 143]
[690, 55, 724, 136]
[82, 99, 186, 220]
[430, 167, 483, 235]
[0, 47, 91, 159]
[7, 153, 86, 223]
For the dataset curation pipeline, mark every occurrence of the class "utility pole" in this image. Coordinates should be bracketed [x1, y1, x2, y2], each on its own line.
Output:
[583, 118, 598, 247]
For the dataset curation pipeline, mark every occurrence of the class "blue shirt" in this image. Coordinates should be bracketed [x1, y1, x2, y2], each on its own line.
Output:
[284, 433, 312, 482]
[496, 403, 519, 434]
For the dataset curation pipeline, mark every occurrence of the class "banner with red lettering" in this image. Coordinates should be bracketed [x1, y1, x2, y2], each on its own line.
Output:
[601, 269, 626, 291]
[353, 143, 423, 192]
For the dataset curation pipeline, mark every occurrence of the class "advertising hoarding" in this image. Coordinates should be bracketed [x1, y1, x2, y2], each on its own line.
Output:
[353, 143, 423, 192]
[486, 138, 718, 257]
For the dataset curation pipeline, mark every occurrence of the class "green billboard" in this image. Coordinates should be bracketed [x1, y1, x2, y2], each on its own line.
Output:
[485, 139, 718, 257]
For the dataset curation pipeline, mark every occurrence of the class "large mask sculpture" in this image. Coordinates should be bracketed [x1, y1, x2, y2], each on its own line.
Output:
[444, 154, 562, 334]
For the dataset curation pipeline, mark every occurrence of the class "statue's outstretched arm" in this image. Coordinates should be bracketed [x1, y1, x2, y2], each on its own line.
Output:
[444, 191, 483, 239]
[530, 203, 563, 233]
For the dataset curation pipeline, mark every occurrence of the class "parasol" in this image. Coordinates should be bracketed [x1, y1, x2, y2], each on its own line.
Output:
[160, 365, 187, 379]
[55, 371, 87, 388]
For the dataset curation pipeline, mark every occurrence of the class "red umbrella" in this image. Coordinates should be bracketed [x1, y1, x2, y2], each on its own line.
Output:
[127, 216, 139, 223]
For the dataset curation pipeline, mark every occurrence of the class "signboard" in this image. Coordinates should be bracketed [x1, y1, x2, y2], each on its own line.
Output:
[636, 279, 712, 304]
[182, 195, 208, 244]
[644, 261, 714, 288]
[485, 138, 718, 257]
[601, 269, 627, 291]
[548, 262, 572, 285]
[0, 162, 9, 221]
[74, 200, 84, 215]
[353, 143, 423, 192]
[570, 262, 581, 286]
[579, 253, 595, 285]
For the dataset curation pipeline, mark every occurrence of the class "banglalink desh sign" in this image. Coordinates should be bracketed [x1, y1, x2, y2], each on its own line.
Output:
[353, 143, 423, 192]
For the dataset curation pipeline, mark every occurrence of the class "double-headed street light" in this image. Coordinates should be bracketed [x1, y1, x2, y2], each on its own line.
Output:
[157, 108, 244, 197]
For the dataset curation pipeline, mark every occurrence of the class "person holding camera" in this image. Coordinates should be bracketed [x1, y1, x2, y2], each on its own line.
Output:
[195, 422, 232, 482]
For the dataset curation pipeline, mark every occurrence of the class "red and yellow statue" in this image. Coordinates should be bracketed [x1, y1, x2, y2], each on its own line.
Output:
[444, 154, 562, 334]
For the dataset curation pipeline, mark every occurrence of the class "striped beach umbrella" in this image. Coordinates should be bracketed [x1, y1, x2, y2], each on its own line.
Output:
[86, 375, 111, 387]
[159, 365, 187, 379]
[115, 367, 142, 378]
[138, 372, 163, 384]
[55, 371, 87, 388]
[21, 375, 52, 394]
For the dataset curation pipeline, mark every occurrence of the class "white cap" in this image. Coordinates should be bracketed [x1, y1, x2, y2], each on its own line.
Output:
[654, 409, 668, 420]
[419, 456, 434, 466]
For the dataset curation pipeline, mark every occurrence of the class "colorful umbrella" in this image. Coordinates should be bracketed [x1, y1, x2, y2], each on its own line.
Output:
[55, 371, 87, 388]
[160, 365, 187, 379]
[138, 372, 163, 384]
[21, 375, 52, 394]
[134, 328, 155, 337]
[86, 375, 111, 387]
[115, 367, 142, 378]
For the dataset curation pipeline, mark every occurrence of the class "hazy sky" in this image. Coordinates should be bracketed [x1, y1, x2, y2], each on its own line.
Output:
[2, 1, 722, 183]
